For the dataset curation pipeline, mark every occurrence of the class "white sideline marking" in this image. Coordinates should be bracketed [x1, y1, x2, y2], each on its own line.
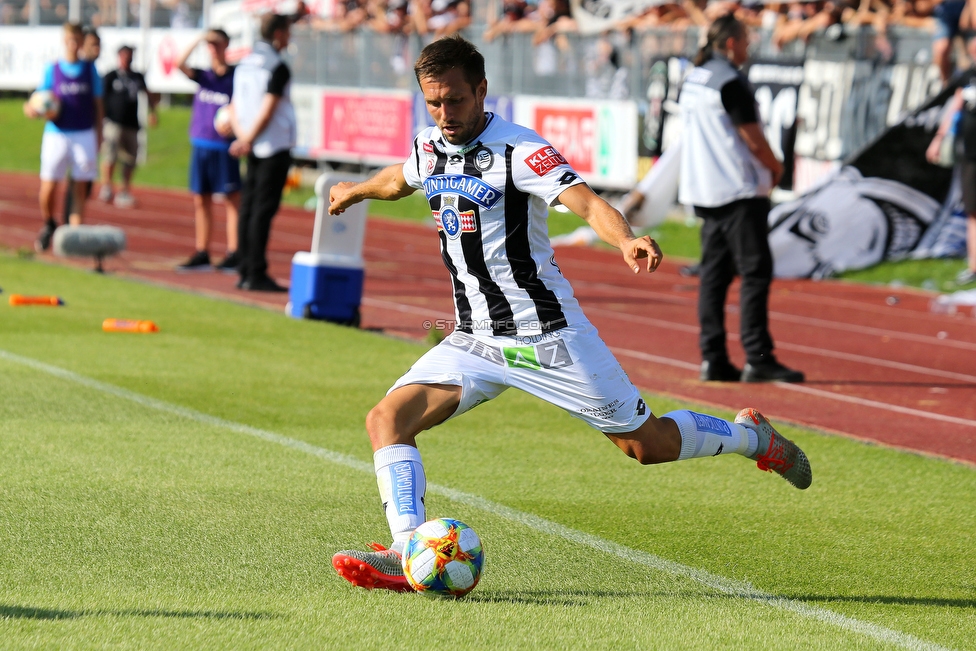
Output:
[0, 348, 954, 651]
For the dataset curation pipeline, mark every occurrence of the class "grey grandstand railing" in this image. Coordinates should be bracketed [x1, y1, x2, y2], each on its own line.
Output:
[289, 24, 938, 101]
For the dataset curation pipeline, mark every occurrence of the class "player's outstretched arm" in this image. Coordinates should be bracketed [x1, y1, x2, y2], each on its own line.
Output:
[557, 183, 663, 274]
[329, 164, 415, 215]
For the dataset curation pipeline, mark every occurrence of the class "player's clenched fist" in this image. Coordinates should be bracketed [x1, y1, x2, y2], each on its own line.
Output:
[329, 181, 359, 215]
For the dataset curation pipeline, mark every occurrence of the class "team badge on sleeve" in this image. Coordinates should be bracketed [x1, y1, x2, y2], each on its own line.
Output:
[525, 146, 568, 176]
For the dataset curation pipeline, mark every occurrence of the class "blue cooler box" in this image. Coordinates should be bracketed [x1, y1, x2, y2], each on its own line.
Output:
[287, 252, 364, 324]
[286, 172, 369, 325]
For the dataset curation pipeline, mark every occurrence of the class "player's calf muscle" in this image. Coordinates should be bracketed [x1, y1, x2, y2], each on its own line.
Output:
[607, 417, 681, 464]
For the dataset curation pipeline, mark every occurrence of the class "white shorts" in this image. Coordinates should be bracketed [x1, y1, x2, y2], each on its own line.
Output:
[40, 129, 98, 182]
[389, 322, 651, 434]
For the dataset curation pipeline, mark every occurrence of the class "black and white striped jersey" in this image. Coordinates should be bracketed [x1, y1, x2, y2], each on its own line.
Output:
[403, 112, 588, 337]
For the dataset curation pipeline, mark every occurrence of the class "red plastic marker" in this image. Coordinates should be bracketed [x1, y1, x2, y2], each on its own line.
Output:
[9, 294, 63, 306]
[102, 319, 159, 333]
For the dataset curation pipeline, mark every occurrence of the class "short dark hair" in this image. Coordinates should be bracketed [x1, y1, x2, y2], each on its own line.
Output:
[414, 35, 485, 90]
[260, 13, 291, 41]
[83, 27, 100, 43]
[208, 28, 230, 44]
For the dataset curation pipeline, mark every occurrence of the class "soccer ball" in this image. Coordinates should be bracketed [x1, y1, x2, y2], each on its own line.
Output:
[213, 105, 232, 135]
[402, 518, 485, 597]
[28, 90, 60, 120]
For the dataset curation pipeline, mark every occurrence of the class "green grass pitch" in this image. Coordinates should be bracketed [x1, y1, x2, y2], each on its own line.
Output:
[1, 247, 974, 647]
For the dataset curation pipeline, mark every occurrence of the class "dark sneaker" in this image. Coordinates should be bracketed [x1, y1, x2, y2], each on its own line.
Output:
[35, 220, 56, 252]
[176, 250, 212, 272]
[215, 250, 242, 274]
[679, 263, 700, 277]
[333, 543, 413, 592]
[700, 359, 741, 382]
[741, 360, 804, 383]
[736, 408, 812, 489]
[241, 275, 287, 292]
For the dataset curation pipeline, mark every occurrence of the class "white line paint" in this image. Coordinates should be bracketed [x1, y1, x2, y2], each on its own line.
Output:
[538, 276, 976, 351]
[776, 383, 976, 429]
[0, 348, 955, 651]
[358, 298, 975, 425]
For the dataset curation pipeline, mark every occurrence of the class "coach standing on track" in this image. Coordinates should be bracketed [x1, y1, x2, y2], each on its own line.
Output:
[228, 13, 297, 293]
[678, 14, 803, 384]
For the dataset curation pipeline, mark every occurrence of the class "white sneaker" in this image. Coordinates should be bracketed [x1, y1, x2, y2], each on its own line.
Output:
[955, 268, 976, 286]
[98, 185, 113, 203]
[113, 192, 135, 209]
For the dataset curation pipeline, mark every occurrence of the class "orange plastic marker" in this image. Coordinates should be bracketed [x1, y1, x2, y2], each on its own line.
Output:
[9, 294, 63, 306]
[102, 318, 159, 333]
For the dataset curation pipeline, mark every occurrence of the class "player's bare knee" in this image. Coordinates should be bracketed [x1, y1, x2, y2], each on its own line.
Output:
[365, 403, 396, 448]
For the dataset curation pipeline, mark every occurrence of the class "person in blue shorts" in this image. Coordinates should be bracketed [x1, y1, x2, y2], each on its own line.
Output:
[176, 29, 241, 272]
[933, 0, 972, 82]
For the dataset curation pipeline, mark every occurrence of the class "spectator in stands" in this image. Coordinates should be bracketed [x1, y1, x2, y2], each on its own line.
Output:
[368, 0, 412, 34]
[483, 1, 541, 42]
[615, 2, 693, 32]
[99, 44, 157, 208]
[313, 0, 371, 31]
[411, 0, 471, 39]
[531, 0, 575, 45]
[927, 61, 976, 285]
[678, 13, 803, 383]
[27, 22, 103, 252]
[227, 12, 297, 292]
[175, 29, 241, 273]
[932, 0, 970, 81]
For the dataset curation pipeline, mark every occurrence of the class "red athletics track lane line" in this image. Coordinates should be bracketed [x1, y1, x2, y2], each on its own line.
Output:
[0, 171, 973, 465]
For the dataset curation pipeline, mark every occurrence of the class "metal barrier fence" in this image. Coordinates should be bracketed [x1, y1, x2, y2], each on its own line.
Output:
[291, 24, 938, 101]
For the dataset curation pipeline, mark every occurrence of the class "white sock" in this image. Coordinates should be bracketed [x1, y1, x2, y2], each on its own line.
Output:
[664, 410, 758, 460]
[374, 444, 427, 552]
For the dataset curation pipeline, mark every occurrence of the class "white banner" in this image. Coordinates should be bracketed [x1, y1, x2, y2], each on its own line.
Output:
[0, 25, 251, 94]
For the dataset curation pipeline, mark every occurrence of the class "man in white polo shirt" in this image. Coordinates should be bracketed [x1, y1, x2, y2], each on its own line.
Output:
[227, 12, 297, 292]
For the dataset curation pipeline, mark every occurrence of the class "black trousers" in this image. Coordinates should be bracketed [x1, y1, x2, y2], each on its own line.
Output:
[695, 197, 774, 366]
[238, 149, 291, 281]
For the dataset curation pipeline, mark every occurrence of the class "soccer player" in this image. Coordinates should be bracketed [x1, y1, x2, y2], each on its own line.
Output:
[329, 36, 812, 592]
[175, 29, 241, 273]
[26, 22, 103, 252]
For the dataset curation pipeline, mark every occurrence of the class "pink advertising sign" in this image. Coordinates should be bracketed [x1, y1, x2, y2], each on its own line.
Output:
[534, 106, 595, 174]
[323, 92, 413, 160]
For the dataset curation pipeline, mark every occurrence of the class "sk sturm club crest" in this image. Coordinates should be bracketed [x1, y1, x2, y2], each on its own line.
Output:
[433, 195, 477, 239]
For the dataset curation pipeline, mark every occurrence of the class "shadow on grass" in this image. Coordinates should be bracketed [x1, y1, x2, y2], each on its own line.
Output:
[464, 589, 660, 606]
[0, 604, 278, 620]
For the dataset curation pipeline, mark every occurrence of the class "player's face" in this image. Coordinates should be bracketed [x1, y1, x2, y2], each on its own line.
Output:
[63, 32, 82, 60]
[729, 27, 750, 67]
[85, 38, 101, 61]
[207, 36, 229, 65]
[420, 68, 487, 146]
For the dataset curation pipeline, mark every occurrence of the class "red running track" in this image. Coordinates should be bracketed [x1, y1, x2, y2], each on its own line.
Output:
[2, 172, 974, 465]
